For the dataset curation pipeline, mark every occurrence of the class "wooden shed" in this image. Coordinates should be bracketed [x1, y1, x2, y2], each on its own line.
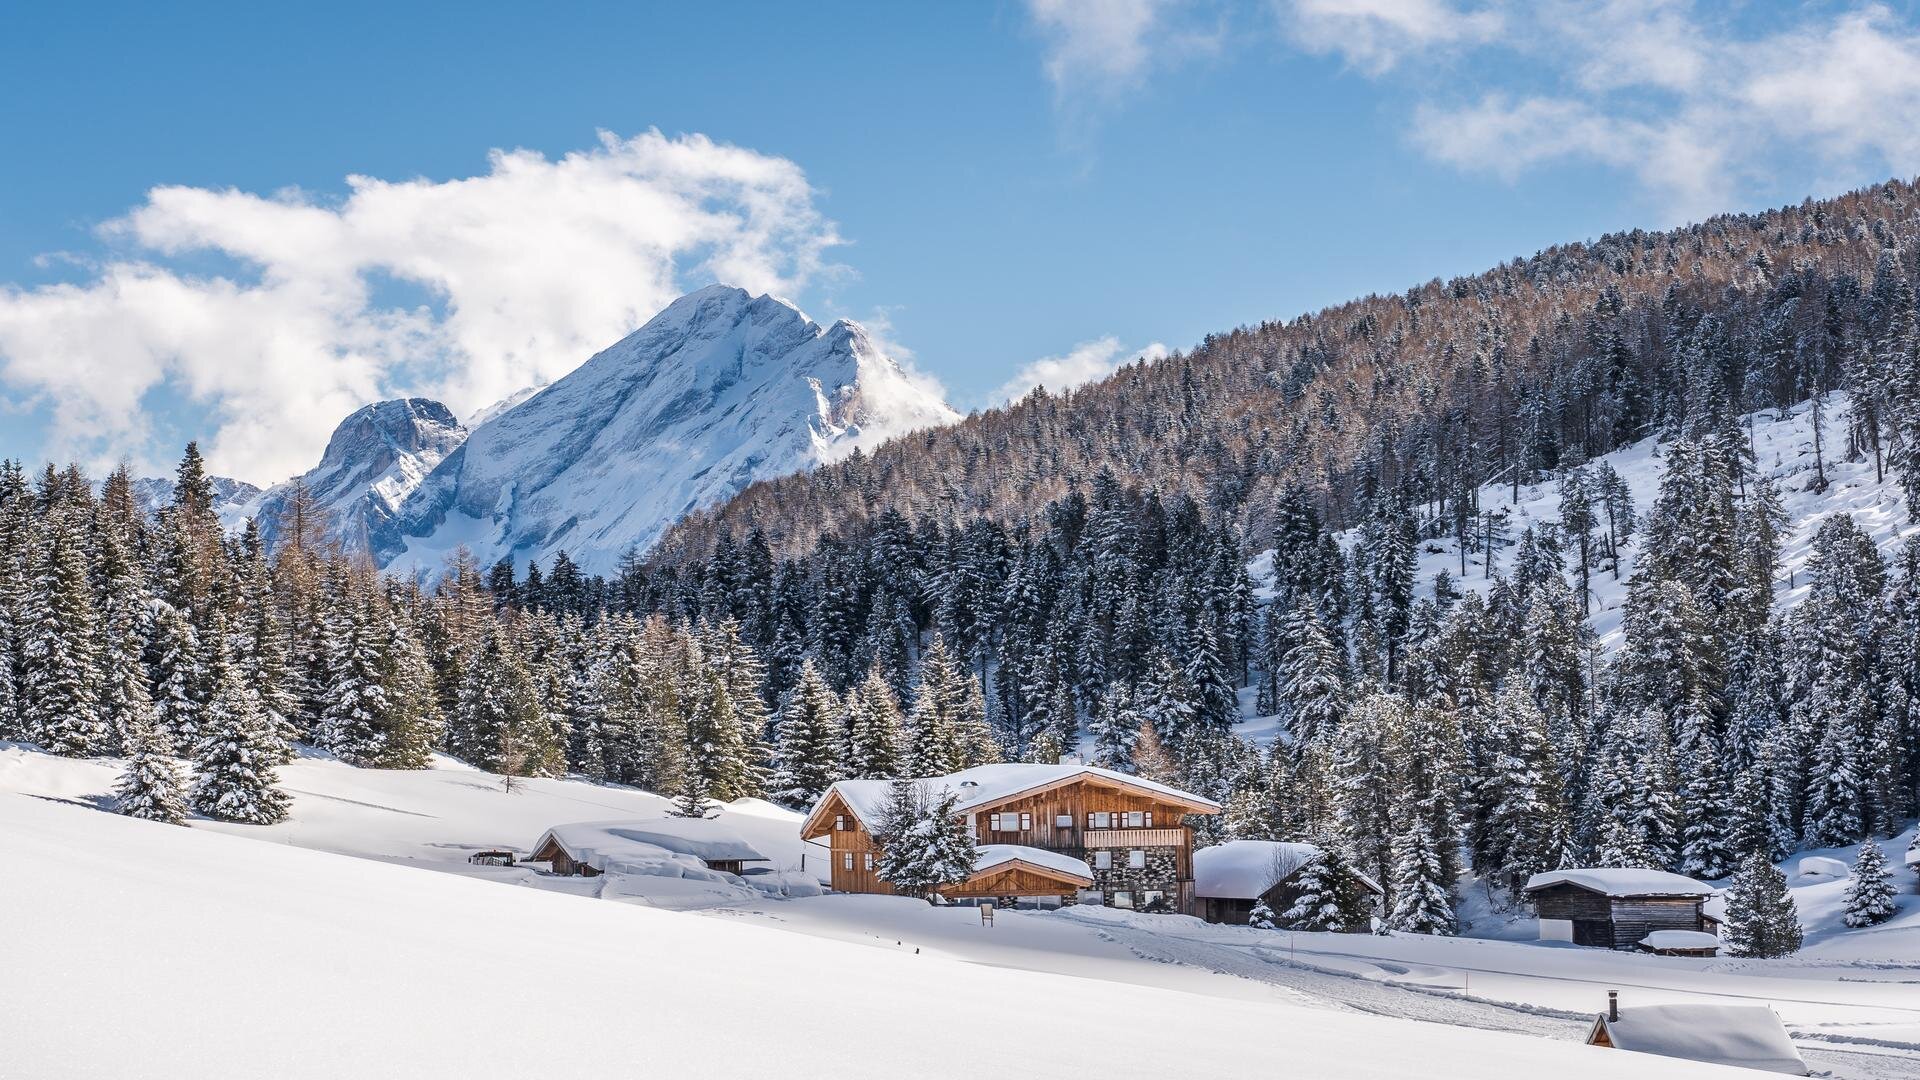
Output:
[1524, 869, 1715, 949]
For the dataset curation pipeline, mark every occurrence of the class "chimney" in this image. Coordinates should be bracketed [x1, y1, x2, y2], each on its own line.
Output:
[1608, 991, 1619, 1022]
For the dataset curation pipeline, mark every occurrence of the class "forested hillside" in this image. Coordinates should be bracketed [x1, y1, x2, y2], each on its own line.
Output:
[658, 178, 1920, 560]
[6, 179, 1920, 947]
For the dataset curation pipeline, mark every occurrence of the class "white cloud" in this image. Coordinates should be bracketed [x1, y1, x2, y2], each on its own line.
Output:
[1299, 1, 1920, 219]
[1282, 0, 1504, 74]
[992, 336, 1169, 406]
[0, 130, 844, 482]
[1025, 0, 1221, 111]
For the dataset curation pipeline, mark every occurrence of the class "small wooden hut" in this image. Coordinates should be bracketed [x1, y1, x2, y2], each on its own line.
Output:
[1524, 869, 1715, 949]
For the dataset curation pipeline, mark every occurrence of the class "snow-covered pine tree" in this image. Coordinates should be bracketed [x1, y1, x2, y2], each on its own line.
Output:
[1280, 846, 1374, 932]
[671, 765, 713, 819]
[873, 781, 978, 898]
[1384, 815, 1456, 935]
[1332, 691, 1402, 902]
[770, 658, 842, 807]
[20, 505, 108, 756]
[842, 665, 905, 779]
[316, 581, 386, 764]
[1248, 898, 1277, 929]
[114, 713, 188, 824]
[1087, 680, 1139, 772]
[903, 634, 966, 775]
[190, 639, 291, 825]
[1276, 599, 1346, 745]
[1723, 850, 1802, 958]
[1842, 841, 1897, 928]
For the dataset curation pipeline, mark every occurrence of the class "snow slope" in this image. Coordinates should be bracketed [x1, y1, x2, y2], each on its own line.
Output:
[388, 285, 960, 577]
[1, 792, 1746, 1080]
[248, 397, 467, 561]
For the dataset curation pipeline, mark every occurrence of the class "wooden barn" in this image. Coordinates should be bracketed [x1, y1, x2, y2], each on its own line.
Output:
[1524, 869, 1716, 949]
[1192, 840, 1382, 928]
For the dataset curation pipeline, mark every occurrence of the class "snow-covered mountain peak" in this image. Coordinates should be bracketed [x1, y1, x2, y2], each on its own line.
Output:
[252, 397, 467, 560]
[385, 285, 959, 578]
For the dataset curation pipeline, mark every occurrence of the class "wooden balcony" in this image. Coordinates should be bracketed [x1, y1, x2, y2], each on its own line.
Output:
[1082, 828, 1187, 848]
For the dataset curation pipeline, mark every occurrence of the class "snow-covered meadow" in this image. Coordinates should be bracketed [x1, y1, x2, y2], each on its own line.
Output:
[6, 744, 1918, 1077]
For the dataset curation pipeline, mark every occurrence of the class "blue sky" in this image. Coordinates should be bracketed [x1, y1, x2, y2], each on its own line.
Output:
[4, 1, 1920, 482]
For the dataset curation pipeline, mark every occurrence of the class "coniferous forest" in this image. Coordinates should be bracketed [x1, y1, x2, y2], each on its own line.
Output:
[8, 180, 1920, 943]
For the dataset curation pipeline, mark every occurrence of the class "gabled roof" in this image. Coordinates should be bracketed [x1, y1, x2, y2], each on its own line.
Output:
[970, 845, 1094, 886]
[1525, 868, 1713, 899]
[1588, 1005, 1806, 1075]
[1193, 840, 1383, 900]
[802, 764, 1221, 838]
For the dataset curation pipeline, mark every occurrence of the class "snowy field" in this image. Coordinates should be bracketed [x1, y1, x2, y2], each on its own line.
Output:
[6, 745, 1919, 1077]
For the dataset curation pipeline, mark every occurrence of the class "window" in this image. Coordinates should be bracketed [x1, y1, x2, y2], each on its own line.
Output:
[1128, 849, 1147, 869]
[1078, 889, 1105, 905]
[864, 853, 875, 871]
[1094, 851, 1113, 870]
[1112, 891, 1135, 909]
[989, 812, 1031, 832]
[1089, 811, 1112, 829]
[1055, 814, 1074, 829]
[1142, 890, 1166, 912]
[1124, 811, 1146, 827]
[834, 814, 847, 831]
[842, 853, 854, 870]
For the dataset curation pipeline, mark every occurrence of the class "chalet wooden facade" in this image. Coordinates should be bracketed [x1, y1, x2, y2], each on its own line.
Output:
[1524, 869, 1717, 950]
[800, 765, 1221, 913]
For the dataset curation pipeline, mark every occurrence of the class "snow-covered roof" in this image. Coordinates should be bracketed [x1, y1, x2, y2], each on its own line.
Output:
[1638, 930, 1720, 951]
[533, 818, 768, 872]
[973, 845, 1093, 884]
[808, 763, 1221, 835]
[1192, 840, 1382, 900]
[1525, 869, 1713, 898]
[1592, 1005, 1806, 1075]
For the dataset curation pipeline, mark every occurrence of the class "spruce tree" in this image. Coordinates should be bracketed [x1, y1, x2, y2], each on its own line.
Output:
[1247, 898, 1277, 929]
[114, 715, 189, 825]
[1385, 816, 1456, 935]
[1724, 851, 1803, 958]
[842, 666, 905, 779]
[190, 655, 291, 825]
[1280, 847, 1374, 932]
[771, 659, 842, 806]
[21, 508, 108, 756]
[1842, 841, 1898, 928]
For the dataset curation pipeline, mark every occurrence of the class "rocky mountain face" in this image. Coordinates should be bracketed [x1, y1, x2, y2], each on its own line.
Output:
[252, 398, 467, 562]
[383, 285, 959, 578]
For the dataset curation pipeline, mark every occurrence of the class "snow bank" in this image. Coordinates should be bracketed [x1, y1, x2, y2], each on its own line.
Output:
[1639, 931, 1722, 951]
[1794, 856, 1849, 881]
[1, 793, 1740, 1079]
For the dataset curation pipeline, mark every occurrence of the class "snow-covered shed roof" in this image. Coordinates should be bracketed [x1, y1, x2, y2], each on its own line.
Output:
[1192, 840, 1383, 900]
[972, 845, 1093, 884]
[1589, 1005, 1806, 1075]
[532, 818, 768, 871]
[1525, 869, 1714, 899]
[803, 763, 1221, 837]
[1637, 930, 1721, 951]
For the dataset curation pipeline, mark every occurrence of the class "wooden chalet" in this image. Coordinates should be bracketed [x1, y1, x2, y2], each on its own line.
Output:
[1193, 840, 1382, 928]
[1524, 869, 1716, 949]
[800, 764, 1221, 913]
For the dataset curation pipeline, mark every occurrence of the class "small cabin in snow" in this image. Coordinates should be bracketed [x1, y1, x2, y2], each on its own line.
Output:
[531, 818, 770, 878]
[1193, 840, 1382, 928]
[1524, 869, 1716, 949]
[1586, 997, 1807, 1075]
